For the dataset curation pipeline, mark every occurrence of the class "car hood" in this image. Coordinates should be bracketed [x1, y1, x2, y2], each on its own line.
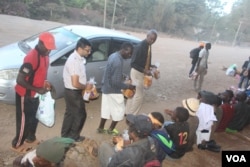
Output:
[0, 42, 26, 69]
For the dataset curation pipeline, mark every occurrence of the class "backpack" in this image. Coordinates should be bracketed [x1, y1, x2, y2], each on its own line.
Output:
[189, 48, 199, 59]
[189, 50, 195, 59]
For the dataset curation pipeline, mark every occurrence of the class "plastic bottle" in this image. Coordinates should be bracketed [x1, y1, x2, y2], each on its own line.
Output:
[122, 130, 130, 146]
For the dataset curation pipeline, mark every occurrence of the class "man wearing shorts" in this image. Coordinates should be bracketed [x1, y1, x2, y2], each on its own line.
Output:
[97, 42, 135, 135]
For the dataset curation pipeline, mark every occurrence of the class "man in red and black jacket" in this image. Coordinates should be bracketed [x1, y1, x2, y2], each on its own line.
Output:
[12, 32, 56, 150]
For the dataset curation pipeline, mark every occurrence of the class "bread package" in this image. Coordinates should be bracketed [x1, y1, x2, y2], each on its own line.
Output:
[144, 75, 152, 89]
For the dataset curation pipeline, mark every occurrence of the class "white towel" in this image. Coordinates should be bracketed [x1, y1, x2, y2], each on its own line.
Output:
[196, 102, 217, 131]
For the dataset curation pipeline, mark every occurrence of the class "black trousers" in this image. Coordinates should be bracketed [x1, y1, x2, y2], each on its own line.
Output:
[61, 88, 86, 140]
[12, 93, 39, 147]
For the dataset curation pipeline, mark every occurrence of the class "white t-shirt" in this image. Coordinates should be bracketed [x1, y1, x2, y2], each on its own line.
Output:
[199, 48, 209, 68]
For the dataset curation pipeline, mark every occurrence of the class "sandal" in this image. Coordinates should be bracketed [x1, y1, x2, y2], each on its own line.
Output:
[24, 139, 40, 146]
[11, 145, 33, 154]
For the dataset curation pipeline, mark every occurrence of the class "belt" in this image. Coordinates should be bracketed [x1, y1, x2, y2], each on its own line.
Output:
[65, 88, 82, 92]
[201, 129, 209, 133]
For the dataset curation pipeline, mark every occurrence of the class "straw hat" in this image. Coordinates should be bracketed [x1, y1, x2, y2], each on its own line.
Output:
[182, 98, 200, 116]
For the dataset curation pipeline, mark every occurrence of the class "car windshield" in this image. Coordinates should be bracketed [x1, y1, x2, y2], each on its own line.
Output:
[18, 27, 80, 56]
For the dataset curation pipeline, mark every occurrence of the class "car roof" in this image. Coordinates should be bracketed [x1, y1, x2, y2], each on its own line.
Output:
[63, 25, 141, 42]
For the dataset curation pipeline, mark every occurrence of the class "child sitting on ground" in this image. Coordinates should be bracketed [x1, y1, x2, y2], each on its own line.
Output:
[182, 98, 200, 152]
[164, 107, 189, 159]
[215, 90, 235, 132]
[148, 112, 175, 162]
[226, 91, 250, 132]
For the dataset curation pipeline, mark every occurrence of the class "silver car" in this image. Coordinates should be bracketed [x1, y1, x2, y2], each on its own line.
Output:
[0, 25, 141, 104]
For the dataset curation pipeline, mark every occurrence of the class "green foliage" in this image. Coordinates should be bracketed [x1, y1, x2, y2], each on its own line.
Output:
[63, 0, 87, 8]
[2, 0, 250, 44]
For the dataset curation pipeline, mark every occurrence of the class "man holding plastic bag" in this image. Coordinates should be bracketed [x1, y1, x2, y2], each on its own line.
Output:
[61, 38, 92, 142]
[12, 32, 56, 152]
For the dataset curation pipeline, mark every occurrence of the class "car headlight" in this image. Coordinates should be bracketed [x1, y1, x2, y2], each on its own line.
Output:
[0, 69, 19, 80]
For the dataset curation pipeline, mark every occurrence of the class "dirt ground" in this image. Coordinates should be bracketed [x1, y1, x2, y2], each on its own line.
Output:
[0, 14, 250, 167]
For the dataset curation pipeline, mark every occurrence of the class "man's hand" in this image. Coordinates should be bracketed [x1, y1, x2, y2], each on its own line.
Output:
[36, 87, 48, 94]
[144, 69, 152, 76]
[164, 109, 173, 116]
[85, 83, 93, 91]
[127, 84, 136, 90]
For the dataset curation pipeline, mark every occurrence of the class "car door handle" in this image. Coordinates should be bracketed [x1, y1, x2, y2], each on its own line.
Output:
[53, 71, 59, 74]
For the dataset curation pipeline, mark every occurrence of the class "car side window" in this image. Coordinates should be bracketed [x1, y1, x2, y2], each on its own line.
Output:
[109, 39, 125, 55]
[51, 50, 73, 66]
[89, 40, 109, 62]
[109, 39, 138, 56]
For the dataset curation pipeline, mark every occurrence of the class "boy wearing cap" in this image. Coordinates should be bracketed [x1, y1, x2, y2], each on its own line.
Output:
[99, 114, 159, 167]
[12, 32, 56, 151]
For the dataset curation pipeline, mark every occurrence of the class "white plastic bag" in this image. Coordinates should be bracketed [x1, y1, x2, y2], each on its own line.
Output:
[83, 77, 99, 101]
[36, 91, 55, 127]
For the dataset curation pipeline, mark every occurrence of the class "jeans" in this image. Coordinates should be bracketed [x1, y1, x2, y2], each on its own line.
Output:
[238, 75, 250, 89]
[189, 63, 196, 76]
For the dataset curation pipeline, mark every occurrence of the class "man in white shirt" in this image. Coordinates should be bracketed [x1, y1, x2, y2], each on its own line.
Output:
[61, 38, 92, 142]
[194, 42, 211, 91]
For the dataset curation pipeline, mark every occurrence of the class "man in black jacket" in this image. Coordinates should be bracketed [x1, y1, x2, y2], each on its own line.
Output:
[188, 42, 204, 78]
[125, 29, 158, 115]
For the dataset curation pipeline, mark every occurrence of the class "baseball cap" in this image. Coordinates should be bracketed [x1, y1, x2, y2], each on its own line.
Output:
[36, 137, 74, 163]
[199, 41, 205, 47]
[39, 32, 56, 50]
[182, 98, 200, 116]
[126, 114, 153, 136]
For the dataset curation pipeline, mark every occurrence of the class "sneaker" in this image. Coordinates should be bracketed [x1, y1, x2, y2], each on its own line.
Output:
[107, 129, 119, 135]
[97, 128, 107, 134]
[197, 143, 207, 150]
